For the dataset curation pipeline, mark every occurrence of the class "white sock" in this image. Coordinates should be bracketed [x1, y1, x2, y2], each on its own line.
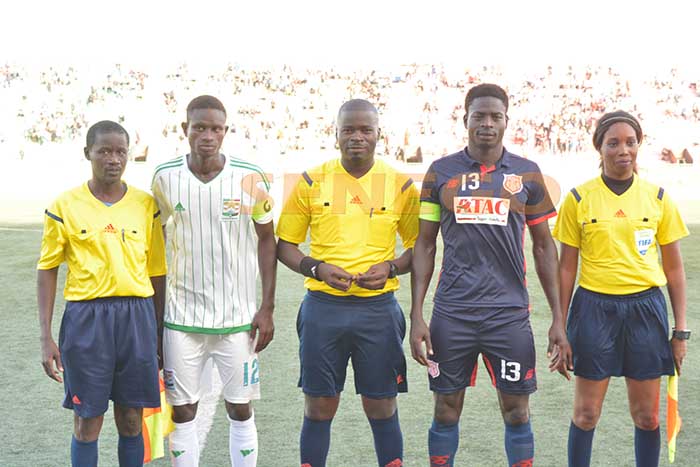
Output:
[229, 411, 258, 467]
[170, 419, 200, 467]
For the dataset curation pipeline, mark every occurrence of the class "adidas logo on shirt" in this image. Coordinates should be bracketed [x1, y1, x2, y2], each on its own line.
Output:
[174, 202, 186, 212]
[350, 195, 362, 204]
[614, 209, 626, 218]
[103, 224, 117, 233]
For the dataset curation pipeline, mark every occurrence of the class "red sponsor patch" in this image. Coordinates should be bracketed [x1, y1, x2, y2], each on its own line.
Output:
[524, 368, 535, 380]
[446, 178, 459, 189]
[72, 395, 81, 405]
[396, 374, 404, 385]
[502, 174, 523, 195]
[428, 360, 440, 378]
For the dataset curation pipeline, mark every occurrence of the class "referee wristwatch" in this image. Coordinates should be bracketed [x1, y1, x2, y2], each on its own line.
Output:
[387, 261, 399, 279]
[672, 329, 691, 340]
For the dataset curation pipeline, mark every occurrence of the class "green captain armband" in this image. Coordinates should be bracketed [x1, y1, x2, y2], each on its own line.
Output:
[419, 201, 441, 222]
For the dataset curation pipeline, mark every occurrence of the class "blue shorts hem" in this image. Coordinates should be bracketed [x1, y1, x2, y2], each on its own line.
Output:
[495, 385, 537, 395]
[430, 384, 469, 394]
[360, 389, 404, 399]
[302, 389, 342, 397]
[574, 371, 673, 381]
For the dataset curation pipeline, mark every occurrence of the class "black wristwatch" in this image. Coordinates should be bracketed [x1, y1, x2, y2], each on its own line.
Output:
[387, 261, 399, 279]
[672, 329, 691, 340]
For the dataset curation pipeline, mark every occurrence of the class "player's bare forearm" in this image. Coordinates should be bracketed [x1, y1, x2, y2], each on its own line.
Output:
[558, 243, 579, 324]
[38, 267, 63, 381]
[410, 220, 439, 319]
[661, 241, 687, 330]
[277, 239, 305, 274]
[255, 221, 278, 309]
[37, 267, 59, 340]
[530, 222, 563, 321]
[150, 275, 166, 332]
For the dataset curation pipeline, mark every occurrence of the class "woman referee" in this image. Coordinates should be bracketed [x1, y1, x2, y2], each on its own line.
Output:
[552, 110, 689, 467]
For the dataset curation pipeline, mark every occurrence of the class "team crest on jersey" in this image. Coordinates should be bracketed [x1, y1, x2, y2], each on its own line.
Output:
[222, 198, 241, 219]
[427, 360, 440, 378]
[634, 229, 654, 256]
[502, 174, 523, 195]
[453, 196, 510, 226]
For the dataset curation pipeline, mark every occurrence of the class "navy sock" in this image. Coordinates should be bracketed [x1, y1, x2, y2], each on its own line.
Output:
[368, 411, 403, 467]
[71, 436, 98, 467]
[634, 426, 660, 467]
[568, 421, 595, 467]
[118, 433, 144, 467]
[504, 421, 534, 467]
[428, 419, 459, 467]
[300, 416, 332, 467]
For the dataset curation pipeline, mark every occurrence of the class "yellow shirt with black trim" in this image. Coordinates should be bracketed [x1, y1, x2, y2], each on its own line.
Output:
[276, 158, 420, 296]
[553, 176, 688, 295]
[37, 182, 167, 301]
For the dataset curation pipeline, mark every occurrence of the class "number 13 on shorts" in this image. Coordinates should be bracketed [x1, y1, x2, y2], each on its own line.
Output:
[500, 359, 521, 382]
[242, 358, 259, 387]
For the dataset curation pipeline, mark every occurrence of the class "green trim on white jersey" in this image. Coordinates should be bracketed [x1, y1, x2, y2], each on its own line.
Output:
[164, 322, 252, 335]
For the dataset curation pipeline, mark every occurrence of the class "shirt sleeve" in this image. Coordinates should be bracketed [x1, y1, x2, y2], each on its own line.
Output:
[151, 174, 170, 226]
[656, 190, 689, 245]
[147, 202, 167, 277]
[276, 174, 311, 244]
[251, 172, 274, 224]
[37, 201, 67, 270]
[552, 191, 581, 248]
[524, 164, 557, 226]
[396, 178, 420, 249]
[419, 162, 441, 204]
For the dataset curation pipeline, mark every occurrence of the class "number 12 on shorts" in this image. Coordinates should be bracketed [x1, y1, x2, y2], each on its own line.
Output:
[243, 358, 259, 387]
[500, 359, 521, 382]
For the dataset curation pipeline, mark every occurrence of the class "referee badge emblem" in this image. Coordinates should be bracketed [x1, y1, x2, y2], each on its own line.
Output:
[427, 360, 440, 378]
[502, 174, 524, 195]
[635, 229, 654, 256]
[222, 198, 241, 220]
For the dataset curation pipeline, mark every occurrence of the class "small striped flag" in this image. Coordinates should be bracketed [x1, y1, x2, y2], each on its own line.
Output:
[667, 371, 682, 463]
[143, 376, 175, 463]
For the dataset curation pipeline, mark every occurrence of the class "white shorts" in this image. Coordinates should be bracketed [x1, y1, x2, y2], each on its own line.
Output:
[163, 328, 261, 406]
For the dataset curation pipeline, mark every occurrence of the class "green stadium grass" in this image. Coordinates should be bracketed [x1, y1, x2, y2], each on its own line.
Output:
[1, 225, 698, 466]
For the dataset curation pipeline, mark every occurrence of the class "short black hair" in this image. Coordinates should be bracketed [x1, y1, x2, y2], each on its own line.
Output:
[337, 99, 378, 121]
[186, 95, 227, 120]
[465, 83, 509, 113]
[86, 120, 129, 149]
[592, 110, 643, 151]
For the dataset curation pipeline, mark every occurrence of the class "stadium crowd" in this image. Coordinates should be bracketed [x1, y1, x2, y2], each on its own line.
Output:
[1, 63, 698, 163]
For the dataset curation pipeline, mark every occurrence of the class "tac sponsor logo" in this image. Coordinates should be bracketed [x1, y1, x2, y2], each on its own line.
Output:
[222, 198, 241, 219]
[453, 196, 510, 226]
[427, 360, 440, 378]
[502, 174, 523, 195]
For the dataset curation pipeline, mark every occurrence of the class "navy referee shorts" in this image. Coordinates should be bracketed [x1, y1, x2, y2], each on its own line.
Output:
[567, 286, 675, 380]
[59, 296, 160, 418]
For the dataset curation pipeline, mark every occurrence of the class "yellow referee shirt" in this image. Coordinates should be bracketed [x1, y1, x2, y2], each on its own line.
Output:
[37, 182, 167, 301]
[277, 158, 419, 297]
[553, 176, 688, 294]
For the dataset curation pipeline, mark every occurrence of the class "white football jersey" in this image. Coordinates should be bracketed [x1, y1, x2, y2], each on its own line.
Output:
[152, 155, 272, 333]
